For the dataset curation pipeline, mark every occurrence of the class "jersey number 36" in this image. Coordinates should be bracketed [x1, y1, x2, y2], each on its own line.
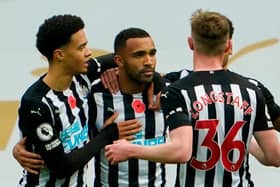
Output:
[190, 119, 246, 172]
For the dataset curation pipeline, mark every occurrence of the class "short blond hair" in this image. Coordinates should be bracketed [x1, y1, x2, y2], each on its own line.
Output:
[190, 9, 230, 56]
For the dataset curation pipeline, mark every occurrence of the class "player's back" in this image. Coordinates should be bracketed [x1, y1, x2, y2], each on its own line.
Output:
[164, 69, 269, 187]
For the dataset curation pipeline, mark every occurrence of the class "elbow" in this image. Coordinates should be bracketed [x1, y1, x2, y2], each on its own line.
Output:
[47, 160, 77, 178]
[265, 157, 280, 167]
[177, 154, 191, 163]
[263, 153, 280, 167]
[176, 147, 192, 163]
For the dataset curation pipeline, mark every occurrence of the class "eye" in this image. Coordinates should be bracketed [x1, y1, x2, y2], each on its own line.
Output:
[78, 42, 87, 50]
[133, 51, 146, 58]
[149, 49, 157, 56]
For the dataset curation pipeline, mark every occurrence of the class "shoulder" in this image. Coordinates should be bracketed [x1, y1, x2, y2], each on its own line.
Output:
[90, 80, 110, 95]
[21, 78, 49, 101]
[164, 68, 193, 82]
[94, 53, 114, 63]
[226, 70, 261, 89]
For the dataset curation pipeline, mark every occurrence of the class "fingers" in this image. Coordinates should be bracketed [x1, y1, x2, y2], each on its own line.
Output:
[122, 135, 137, 141]
[147, 83, 154, 109]
[149, 92, 161, 111]
[105, 140, 127, 165]
[101, 68, 120, 94]
[104, 112, 119, 127]
[25, 167, 40, 175]
[104, 145, 116, 165]
[13, 137, 45, 174]
[147, 83, 161, 111]
[21, 158, 45, 174]
[117, 120, 142, 140]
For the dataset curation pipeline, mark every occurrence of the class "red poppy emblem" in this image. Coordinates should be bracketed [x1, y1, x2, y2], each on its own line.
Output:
[131, 99, 146, 113]
[68, 95, 76, 109]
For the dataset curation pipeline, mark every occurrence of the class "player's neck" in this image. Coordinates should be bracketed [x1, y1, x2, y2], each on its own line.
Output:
[193, 53, 223, 71]
[118, 74, 146, 94]
[43, 68, 73, 91]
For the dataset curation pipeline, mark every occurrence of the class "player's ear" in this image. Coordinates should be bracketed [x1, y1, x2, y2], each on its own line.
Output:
[53, 49, 64, 62]
[114, 54, 124, 67]
[225, 39, 232, 54]
[188, 37, 194, 50]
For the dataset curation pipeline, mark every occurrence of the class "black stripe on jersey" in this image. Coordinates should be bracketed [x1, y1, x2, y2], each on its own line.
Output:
[183, 86, 197, 187]
[143, 93, 157, 187]
[123, 94, 139, 187]
[44, 96, 63, 132]
[46, 174, 56, 187]
[108, 164, 119, 187]
[104, 92, 120, 187]
[70, 81, 87, 127]
[238, 84, 253, 186]
[55, 91, 75, 125]
[26, 171, 39, 186]
[62, 176, 70, 187]
[94, 155, 102, 186]
[75, 74, 91, 93]
[77, 169, 84, 187]
[222, 83, 234, 187]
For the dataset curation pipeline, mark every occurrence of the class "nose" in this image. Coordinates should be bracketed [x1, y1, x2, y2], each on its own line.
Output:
[85, 47, 92, 57]
[144, 55, 155, 66]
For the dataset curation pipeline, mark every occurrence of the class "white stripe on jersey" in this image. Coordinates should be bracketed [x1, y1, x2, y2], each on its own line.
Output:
[179, 89, 192, 187]
[193, 85, 209, 187]
[212, 84, 225, 187]
[230, 84, 244, 187]
[46, 90, 70, 128]
[240, 88, 257, 187]
[178, 163, 187, 187]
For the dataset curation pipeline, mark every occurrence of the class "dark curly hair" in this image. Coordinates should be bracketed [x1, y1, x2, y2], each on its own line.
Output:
[114, 27, 150, 54]
[36, 14, 84, 61]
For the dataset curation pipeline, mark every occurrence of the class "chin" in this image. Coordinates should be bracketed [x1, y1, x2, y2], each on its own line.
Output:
[142, 77, 153, 83]
[77, 69, 88, 75]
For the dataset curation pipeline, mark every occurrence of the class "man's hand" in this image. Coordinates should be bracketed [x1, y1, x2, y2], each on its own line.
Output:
[101, 67, 119, 94]
[104, 112, 142, 140]
[13, 137, 45, 174]
[117, 119, 142, 140]
[105, 139, 132, 165]
[147, 82, 161, 111]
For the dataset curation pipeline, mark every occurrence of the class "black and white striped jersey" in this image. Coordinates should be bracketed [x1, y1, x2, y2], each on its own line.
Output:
[17, 58, 109, 187]
[165, 68, 275, 126]
[89, 80, 167, 187]
[160, 69, 270, 187]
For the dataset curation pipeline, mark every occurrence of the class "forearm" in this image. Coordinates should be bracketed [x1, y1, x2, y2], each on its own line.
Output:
[130, 141, 190, 163]
[249, 137, 269, 165]
[252, 130, 280, 167]
[131, 126, 192, 163]
[43, 123, 118, 178]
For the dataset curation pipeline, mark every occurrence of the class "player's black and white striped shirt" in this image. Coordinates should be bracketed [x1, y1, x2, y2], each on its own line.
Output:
[18, 58, 105, 187]
[161, 70, 270, 187]
[89, 81, 166, 187]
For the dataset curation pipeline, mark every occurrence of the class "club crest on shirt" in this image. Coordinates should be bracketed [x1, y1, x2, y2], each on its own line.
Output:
[36, 123, 54, 141]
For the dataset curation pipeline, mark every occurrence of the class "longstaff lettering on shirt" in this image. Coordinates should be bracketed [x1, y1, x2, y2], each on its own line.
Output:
[190, 91, 253, 119]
